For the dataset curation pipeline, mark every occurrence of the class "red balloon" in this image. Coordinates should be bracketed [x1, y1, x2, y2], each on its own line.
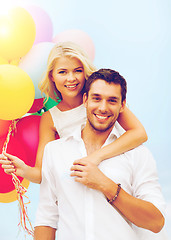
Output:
[0, 119, 12, 138]
[28, 98, 44, 113]
[15, 115, 41, 167]
[0, 136, 28, 193]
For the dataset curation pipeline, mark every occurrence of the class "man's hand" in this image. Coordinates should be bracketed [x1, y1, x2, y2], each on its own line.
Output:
[70, 158, 107, 191]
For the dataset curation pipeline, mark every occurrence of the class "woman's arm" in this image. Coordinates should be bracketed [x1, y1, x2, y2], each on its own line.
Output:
[0, 111, 57, 184]
[78, 106, 148, 165]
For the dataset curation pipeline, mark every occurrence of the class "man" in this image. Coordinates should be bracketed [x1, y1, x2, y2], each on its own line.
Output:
[34, 69, 166, 240]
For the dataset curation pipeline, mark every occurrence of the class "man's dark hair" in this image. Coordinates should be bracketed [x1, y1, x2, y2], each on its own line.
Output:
[85, 69, 127, 102]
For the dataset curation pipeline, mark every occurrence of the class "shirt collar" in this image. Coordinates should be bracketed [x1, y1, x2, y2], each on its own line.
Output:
[66, 122, 120, 144]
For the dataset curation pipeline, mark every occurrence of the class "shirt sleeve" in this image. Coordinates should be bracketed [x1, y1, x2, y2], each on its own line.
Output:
[131, 146, 166, 217]
[34, 143, 59, 229]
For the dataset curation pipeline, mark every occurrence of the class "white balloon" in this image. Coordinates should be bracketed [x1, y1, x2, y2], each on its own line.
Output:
[19, 42, 55, 99]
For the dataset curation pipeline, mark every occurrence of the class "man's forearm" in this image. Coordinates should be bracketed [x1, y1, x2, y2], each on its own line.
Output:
[101, 178, 165, 233]
[34, 226, 56, 240]
[70, 159, 165, 233]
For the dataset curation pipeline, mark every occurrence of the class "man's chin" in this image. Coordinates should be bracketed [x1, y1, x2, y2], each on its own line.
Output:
[91, 124, 113, 133]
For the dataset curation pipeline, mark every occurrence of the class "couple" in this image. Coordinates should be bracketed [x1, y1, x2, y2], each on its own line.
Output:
[34, 68, 167, 240]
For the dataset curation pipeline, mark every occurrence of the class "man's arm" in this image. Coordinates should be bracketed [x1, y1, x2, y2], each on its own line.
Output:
[70, 158, 165, 233]
[34, 226, 56, 240]
[34, 144, 59, 239]
[99, 175, 165, 233]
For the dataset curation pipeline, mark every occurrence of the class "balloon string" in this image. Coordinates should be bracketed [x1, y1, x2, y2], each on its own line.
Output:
[2, 120, 34, 237]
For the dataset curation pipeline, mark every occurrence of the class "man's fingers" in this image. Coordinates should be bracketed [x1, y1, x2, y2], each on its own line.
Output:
[70, 170, 84, 177]
[73, 158, 87, 166]
[70, 164, 84, 172]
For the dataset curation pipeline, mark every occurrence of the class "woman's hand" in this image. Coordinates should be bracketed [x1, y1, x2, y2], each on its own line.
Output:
[74, 153, 102, 166]
[0, 152, 27, 178]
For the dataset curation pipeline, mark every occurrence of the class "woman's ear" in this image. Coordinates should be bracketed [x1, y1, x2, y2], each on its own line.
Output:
[49, 71, 54, 82]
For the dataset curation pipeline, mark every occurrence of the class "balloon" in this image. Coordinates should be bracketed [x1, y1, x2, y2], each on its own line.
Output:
[15, 115, 41, 167]
[19, 42, 54, 99]
[0, 119, 12, 137]
[26, 6, 53, 44]
[9, 58, 20, 66]
[0, 7, 36, 61]
[0, 64, 35, 120]
[28, 98, 44, 113]
[53, 29, 95, 61]
[0, 56, 8, 64]
[0, 135, 29, 203]
[44, 97, 58, 111]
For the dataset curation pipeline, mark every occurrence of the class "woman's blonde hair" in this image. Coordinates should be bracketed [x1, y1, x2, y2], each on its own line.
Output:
[39, 41, 96, 101]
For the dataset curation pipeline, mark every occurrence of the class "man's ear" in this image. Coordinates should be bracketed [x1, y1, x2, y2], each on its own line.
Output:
[83, 93, 88, 108]
[120, 100, 126, 113]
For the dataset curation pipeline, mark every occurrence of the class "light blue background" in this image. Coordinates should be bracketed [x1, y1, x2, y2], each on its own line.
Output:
[0, 0, 171, 239]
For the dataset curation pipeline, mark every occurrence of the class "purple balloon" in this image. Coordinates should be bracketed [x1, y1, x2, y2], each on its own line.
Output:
[26, 6, 53, 44]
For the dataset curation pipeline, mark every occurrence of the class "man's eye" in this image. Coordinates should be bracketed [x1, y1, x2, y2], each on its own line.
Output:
[93, 97, 100, 101]
[109, 99, 117, 104]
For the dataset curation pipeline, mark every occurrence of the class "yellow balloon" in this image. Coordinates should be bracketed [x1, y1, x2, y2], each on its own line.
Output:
[0, 7, 36, 61]
[0, 56, 8, 64]
[9, 58, 20, 66]
[0, 64, 35, 120]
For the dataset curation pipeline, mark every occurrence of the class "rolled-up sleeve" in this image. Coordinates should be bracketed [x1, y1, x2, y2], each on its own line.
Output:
[35, 144, 59, 229]
[132, 146, 166, 217]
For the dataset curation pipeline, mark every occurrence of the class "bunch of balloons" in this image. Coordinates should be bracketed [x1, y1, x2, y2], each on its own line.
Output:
[0, 5, 95, 203]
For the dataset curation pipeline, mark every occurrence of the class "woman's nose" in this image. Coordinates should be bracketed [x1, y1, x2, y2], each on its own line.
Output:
[67, 72, 76, 81]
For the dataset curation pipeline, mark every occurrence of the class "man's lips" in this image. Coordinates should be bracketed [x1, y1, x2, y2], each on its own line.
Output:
[94, 113, 110, 120]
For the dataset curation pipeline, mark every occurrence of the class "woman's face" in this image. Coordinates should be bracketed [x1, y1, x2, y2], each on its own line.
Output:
[51, 56, 85, 100]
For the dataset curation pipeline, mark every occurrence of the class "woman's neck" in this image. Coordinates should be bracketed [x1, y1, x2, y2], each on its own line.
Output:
[57, 96, 83, 111]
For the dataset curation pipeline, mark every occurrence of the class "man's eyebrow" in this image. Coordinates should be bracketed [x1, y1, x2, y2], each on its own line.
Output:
[108, 96, 120, 100]
[90, 93, 119, 100]
[90, 93, 101, 97]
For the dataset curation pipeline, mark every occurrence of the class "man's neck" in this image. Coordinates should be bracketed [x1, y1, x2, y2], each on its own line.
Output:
[81, 124, 112, 155]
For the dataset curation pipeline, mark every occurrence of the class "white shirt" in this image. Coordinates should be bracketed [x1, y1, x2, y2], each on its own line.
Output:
[35, 125, 166, 240]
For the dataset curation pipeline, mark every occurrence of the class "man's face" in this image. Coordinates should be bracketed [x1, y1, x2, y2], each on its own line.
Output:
[83, 79, 125, 133]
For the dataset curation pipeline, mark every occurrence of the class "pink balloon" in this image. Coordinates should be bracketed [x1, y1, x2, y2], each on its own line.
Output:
[53, 29, 95, 61]
[15, 115, 41, 167]
[26, 6, 53, 44]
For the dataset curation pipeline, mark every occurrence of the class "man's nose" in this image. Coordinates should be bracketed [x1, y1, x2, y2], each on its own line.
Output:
[98, 100, 108, 113]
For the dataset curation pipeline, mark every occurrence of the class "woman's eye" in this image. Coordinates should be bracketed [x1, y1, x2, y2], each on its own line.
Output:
[58, 70, 66, 74]
[75, 69, 83, 73]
